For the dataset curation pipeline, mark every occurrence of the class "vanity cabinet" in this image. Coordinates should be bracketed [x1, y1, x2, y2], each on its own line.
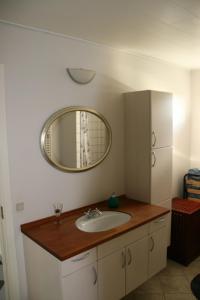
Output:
[98, 224, 149, 300]
[148, 218, 168, 278]
[97, 216, 167, 300]
[98, 248, 125, 300]
[98, 237, 149, 300]
[23, 215, 168, 300]
[23, 236, 98, 300]
[125, 236, 149, 294]
[61, 262, 98, 300]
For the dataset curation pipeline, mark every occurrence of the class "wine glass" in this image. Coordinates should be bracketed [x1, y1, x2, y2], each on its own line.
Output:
[53, 203, 63, 224]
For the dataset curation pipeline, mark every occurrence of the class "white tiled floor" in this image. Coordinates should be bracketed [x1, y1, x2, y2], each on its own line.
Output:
[124, 258, 200, 300]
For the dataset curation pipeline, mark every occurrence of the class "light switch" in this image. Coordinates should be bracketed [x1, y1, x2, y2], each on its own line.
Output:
[16, 202, 24, 211]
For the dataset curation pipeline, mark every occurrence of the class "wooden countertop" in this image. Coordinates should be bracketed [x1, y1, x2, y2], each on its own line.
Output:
[172, 197, 200, 215]
[21, 197, 169, 261]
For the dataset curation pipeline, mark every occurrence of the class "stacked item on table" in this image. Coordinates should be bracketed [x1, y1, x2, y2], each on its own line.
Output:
[184, 168, 200, 200]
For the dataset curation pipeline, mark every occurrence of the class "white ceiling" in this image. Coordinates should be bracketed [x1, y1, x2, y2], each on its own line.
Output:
[1, 0, 200, 69]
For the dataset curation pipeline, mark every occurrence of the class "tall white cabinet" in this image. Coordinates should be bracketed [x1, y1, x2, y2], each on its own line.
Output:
[124, 90, 172, 244]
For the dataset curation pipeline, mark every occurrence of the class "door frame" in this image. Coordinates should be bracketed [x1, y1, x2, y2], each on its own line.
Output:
[0, 217, 9, 299]
[0, 64, 20, 299]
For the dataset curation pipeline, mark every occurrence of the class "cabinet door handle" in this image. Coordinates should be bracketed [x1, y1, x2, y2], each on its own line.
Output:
[152, 151, 156, 167]
[92, 266, 98, 285]
[150, 237, 155, 252]
[71, 252, 90, 262]
[127, 248, 132, 266]
[154, 218, 165, 223]
[152, 131, 157, 147]
[0, 206, 4, 219]
[121, 251, 126, 269]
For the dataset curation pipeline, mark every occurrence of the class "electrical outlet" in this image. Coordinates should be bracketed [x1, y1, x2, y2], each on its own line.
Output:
[16, 202, 24, 212]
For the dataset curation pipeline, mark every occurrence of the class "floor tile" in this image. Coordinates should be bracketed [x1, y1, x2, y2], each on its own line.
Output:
[188, 259, 200, 269]
[164, 293, 196, 300]
[159, 259, 186, 277]
[183, 260, 200, 282]
[134, 275, 162, 293]
[185, 273, 199, 283]
[126, 292, 164, 300]
[122, 259, 199, 300]
[193, 256, 200, 262]
[159, 275, 190, 293]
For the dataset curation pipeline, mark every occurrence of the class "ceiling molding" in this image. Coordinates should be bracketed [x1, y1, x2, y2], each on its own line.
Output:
[0, 19, 190, 70]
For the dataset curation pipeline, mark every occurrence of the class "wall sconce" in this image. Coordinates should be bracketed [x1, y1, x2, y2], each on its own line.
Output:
[66, 68, 96, 84]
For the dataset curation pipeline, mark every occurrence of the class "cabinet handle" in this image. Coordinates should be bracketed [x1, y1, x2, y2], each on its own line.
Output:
[152, 131, 157, 147]
[152, 151, 156, 167]
[127, 248, 132, 266]
[92, 266, 98, 285]
[0, 206, 4, 219]
[121, 251, 126, 269]
[71, 252, 90, 262]
[150, 237, 155, 252]
[154, 218, 165, 223]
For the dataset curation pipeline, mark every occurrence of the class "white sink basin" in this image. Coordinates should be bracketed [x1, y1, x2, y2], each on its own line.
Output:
[75, 211, 132, 232]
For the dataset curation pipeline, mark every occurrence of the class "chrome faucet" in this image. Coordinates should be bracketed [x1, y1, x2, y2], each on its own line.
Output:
[84, 208, 102, 219]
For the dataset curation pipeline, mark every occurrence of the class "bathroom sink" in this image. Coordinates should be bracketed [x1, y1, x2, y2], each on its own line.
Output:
[75, 211, 132, 232]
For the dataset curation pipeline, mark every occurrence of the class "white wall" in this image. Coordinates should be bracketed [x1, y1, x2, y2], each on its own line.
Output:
[0, 22, 191, 299]
[190, 70, 200, 168]
[0, 64, 20, 300]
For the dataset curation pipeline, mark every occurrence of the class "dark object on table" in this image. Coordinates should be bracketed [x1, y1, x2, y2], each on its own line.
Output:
[168, 197, 200, 266]
[191, 274, 200, 300]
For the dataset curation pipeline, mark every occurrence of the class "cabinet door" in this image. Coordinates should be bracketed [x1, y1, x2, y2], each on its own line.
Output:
[151, 147, 172, 204]
[98, 249, 125, 300]
[148, 227, 167, 278]
[61, 262, 98, 300]
[151, 91, 172, 148]
[126, 236, 148, 294]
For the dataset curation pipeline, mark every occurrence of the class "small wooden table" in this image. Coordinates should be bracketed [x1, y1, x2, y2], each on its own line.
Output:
[168, 197, 200, 265]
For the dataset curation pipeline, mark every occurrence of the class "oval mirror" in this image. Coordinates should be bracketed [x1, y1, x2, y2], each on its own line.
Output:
[40, 107, 112, 172]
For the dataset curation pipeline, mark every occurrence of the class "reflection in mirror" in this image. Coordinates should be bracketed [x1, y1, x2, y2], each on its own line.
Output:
[41, 107, 112, 172]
